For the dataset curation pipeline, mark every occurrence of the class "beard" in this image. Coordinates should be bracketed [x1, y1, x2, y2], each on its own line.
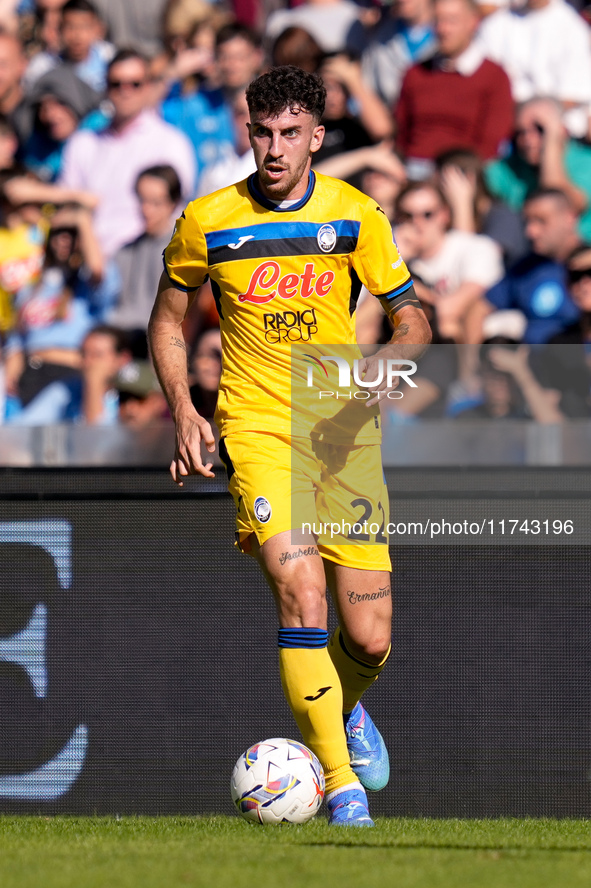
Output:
[257, 154, 311, 200]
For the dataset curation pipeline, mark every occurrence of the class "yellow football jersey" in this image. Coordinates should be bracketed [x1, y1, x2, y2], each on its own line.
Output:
[164, 171, 412, 442]
[0, 221, 47, 333]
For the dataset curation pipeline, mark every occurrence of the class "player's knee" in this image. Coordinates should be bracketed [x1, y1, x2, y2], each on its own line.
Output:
[347, 633, 391, 665]
[276, 583, 327, 627]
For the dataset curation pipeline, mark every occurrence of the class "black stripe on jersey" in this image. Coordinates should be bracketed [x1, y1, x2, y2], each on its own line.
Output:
[349, 267, 363, 316]
[218, 437, 235, 481]
[208, 235, 358, 265]
[210, 277, 224, 320]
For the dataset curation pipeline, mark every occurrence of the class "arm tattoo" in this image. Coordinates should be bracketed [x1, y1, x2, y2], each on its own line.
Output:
[393, 322, 410, 338]
[170, 336, 187, 352]
[279, 546, 319, 566]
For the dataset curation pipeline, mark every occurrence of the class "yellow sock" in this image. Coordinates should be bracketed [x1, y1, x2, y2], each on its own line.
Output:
[278, 628, 357, 794]
[328, 626, 391, 714]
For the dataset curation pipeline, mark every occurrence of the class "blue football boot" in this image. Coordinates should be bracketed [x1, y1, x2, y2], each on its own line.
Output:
[344, 702, 390, 792]
[327, 787, 375, 827]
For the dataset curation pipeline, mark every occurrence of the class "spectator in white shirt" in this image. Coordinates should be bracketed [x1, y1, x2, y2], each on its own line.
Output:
[478, 0, 591, 139]
[266, 0, 361, 55]
[395, 180, 503, 342]
[59, 48, 195, 258]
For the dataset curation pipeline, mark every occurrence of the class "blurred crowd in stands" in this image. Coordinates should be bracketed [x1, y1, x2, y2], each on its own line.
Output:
[1, 0, 591, 428]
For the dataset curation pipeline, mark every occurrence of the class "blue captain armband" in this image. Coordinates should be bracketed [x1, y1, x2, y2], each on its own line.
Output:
[378, 280, 422, 313]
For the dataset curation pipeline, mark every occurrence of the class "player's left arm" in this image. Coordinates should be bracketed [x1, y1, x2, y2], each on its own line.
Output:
[384, 297, 432, 353]
[353, 199, 432, 403]
[359, 292, 432, 405]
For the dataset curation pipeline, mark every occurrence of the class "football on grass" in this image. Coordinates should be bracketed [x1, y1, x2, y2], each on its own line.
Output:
[231, 738, 325, 824]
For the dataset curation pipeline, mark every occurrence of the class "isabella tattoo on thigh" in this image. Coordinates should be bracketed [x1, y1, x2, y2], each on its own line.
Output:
[278, 546, 319, 566]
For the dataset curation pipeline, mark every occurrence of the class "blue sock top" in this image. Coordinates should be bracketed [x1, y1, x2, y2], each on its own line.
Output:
[278, 627, 329, 649]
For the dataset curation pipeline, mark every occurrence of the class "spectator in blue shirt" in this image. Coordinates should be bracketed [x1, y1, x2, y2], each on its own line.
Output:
[23, 66, 105, 181]
[24, 0, 115, 94]
[484, 188, 583, 343]
[161, 23, 263, 183]
[4, 204, 118, 407]
[7, 324, 132, 424]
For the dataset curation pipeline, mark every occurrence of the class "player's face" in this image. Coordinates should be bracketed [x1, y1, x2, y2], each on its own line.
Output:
[248, 107, 325, 201]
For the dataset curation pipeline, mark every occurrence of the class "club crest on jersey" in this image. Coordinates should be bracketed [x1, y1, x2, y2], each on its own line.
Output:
[317, 224, 337, 253]
[254, 496, 272, 523]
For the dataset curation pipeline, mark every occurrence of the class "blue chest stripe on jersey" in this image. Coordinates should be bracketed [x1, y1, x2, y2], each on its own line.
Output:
[209, 235, 358, 264]
[204, 219, 361, 251]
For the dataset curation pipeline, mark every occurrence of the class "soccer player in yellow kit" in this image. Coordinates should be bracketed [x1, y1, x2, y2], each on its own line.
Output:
[149, 66, 431, 826]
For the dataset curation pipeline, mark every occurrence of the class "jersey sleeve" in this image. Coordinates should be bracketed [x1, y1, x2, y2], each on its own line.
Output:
[163, 200, 209, 291]
[351, 199, 414, 310]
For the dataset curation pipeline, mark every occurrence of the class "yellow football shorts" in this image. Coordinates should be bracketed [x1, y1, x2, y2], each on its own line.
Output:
[218, 431, 391, 572]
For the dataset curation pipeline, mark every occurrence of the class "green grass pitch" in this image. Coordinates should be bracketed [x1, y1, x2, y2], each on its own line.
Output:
[1, 816, 591, 888]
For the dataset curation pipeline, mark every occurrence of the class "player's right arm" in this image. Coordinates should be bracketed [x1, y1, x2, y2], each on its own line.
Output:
[148, 271, 215, 483]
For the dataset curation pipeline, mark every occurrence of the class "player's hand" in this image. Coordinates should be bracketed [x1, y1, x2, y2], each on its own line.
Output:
[356, 349, 400, 407]
[170, 410, 216, 485]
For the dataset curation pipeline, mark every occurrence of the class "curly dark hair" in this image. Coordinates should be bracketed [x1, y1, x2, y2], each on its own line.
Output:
[246, 65, 326, 123]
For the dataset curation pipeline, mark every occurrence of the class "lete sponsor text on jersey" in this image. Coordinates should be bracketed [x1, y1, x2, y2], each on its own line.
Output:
[238, 261, 335, 304]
